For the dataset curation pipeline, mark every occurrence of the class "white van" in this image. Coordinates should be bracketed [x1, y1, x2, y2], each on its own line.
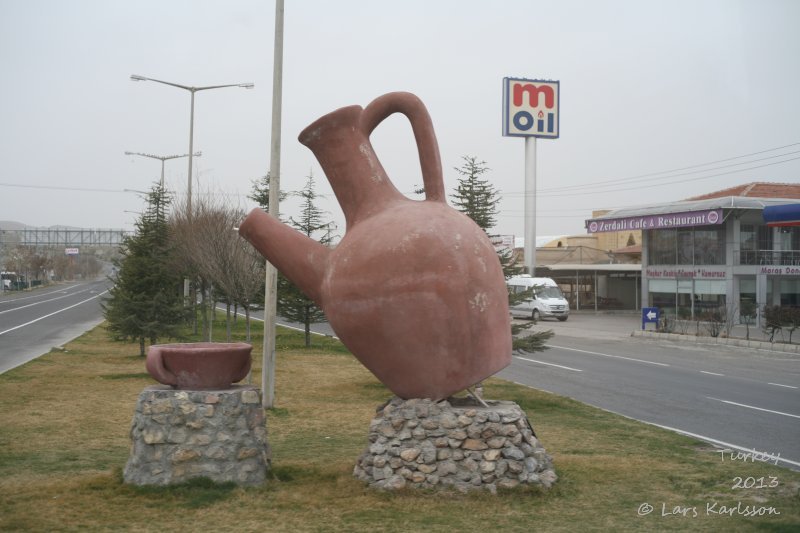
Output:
[507, 275, 570, 322]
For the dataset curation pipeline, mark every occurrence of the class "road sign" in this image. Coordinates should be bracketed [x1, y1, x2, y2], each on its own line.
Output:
[642, 307, 659, 330]
[502, 77, 560, 138]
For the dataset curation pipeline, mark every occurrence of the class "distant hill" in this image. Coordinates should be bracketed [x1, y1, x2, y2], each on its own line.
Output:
[0, 221, 29, 231]
[0, 221, 85, 231]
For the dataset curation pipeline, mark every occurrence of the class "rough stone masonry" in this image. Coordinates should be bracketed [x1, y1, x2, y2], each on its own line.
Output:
[124, 385, 270, 486]
[354, 397, 557, 493]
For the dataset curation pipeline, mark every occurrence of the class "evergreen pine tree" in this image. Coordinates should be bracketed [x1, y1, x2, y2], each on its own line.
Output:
[277, 172, 331, 347]
[103, 184, 187, 355]
[450, 156, 552, 353]
[249, 173, 288, 216]
[450, 156, 500, 231]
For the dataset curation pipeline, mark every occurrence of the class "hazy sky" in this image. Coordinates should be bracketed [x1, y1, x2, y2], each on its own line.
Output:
[1, 0, 798, 241]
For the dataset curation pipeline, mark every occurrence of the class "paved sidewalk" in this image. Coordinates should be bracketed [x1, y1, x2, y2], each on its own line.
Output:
[525, 311, 800, 354]
[521, 311, 641, 341]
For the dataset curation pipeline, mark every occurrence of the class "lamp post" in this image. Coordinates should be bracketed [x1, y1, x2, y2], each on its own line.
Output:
[124, 151, 202, 188]
[129, 74, 254, 216]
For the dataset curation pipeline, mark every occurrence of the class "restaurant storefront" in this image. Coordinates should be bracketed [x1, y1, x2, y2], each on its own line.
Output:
[586, 197, 800, 323]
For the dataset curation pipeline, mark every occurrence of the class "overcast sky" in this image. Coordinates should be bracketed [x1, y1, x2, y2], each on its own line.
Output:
[1, 0, 798, 241]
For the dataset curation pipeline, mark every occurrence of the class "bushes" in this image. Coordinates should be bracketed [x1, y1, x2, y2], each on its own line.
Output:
[763, 305, 800, 343]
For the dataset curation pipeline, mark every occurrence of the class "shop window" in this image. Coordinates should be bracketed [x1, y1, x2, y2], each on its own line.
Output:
[740, 225, 756, 250]
[779, 228, 800, 265]
[649, 229, 676, 265]
[677, 228, 693, 264]
[694, 227, 724, 264]
[677, 279, 693, 319]
[647, 226, 724, 266]
[758, 226, 773, 251]
[739, 278, 756, 307]
[781, 279, 800, 307]
[649, 279, 676, 315]
[694, 280, 727, 315]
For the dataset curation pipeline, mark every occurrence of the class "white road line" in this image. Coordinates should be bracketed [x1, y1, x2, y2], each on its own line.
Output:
[648, 422, 800, 469]
[0, 290, 108, 336]
[0, 289, 93, 315]
[0, 282, 88, 304]
[508, 380, 800, 469]
[768, 382, 798, 389]
[213, 305, 336, 338]
[515, 356, 582, 372]
[547, 344, 670, 367]
[700, 370, 725, 376]
[707, 396, 800, 420]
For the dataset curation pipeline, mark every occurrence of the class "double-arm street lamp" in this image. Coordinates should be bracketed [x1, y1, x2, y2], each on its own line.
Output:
[124, 151, 202, 188]
[130, 74, 254, 216]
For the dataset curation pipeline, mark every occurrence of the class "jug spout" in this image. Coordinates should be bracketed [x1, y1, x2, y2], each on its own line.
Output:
[238, 208, 329, 305]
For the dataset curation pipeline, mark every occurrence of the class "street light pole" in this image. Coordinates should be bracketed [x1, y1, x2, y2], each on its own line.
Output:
[130, 74, 254, 216]
[124, 151, 202, 188]
[262, 0, 285, 409]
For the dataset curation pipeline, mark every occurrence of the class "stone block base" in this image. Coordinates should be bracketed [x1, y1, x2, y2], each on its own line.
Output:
[354, 397, 557, 493]
[124, 385, 270, 486]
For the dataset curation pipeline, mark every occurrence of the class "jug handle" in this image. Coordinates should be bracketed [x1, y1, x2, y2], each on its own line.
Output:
[360, 92, 445, 203]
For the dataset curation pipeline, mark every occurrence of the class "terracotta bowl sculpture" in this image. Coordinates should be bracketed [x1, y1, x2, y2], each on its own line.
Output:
[145, 342, 252, 390]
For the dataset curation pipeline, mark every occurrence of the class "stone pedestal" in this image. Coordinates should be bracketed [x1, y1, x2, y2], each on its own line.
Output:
[354, 397, 557, 493]
[124, 385, 270, 486]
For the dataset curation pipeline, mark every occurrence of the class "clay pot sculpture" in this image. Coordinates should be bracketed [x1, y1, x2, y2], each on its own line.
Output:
[145, 342, 252, 390]
[239, 92, 511, 399]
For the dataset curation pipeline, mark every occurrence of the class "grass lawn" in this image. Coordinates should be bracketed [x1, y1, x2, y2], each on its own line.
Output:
[0, 316, 798, 532]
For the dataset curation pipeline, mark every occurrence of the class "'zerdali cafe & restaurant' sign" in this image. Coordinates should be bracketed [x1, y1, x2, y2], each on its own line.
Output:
[586, 209, 722, 233]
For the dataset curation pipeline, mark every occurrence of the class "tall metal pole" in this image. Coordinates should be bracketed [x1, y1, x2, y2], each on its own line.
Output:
[187, 90, 196, 218]
[524, 137, 537, 274]
[129, 74, 253, 211]
[262, 0, 284, 409]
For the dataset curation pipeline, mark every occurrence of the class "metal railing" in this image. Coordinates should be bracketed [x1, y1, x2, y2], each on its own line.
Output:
[739, 249, 800, 266]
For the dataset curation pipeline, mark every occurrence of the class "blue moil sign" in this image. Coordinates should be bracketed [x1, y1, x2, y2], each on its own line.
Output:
[642, 307, 659, 330]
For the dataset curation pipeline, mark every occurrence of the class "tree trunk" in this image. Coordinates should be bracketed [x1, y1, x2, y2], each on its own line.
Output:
[139, 336, 145, 357]
[226, 302, 232, 342]
[245, 306, 252, 343]
[304, 305, 311, 347]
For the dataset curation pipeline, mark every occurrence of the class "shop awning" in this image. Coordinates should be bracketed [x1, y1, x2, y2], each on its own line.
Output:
[763, 204, 800, 227]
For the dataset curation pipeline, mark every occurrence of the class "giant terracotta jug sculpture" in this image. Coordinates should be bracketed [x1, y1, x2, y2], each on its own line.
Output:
[239, 92, 511, 399]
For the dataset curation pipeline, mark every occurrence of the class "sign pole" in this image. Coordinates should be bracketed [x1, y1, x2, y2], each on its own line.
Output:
[524, 137, 537, 275]
[501, 77, 559, 276]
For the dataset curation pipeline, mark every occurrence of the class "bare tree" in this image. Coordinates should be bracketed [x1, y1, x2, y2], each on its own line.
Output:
[171, 193, 264, 342]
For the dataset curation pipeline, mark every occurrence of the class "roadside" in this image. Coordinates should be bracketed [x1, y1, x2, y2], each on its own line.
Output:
[523, 311, 800, 355]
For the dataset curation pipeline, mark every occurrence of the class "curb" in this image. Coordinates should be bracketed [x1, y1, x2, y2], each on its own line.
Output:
[631, 330, 800, 354]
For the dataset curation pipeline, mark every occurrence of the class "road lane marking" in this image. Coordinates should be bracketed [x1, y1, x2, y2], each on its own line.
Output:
[214, 305, 337, 338]
[0, 291, 108, 336]
[506, 381, 800, 469]
[547, 344, 670, 367]
[700, 370, 725, 376]
[707, 397, 800, 420]
[0, 282, 89, 304]
[515, 356, 582, 372]
[0, 289, 94, 315]
[768, 382, 798, 389]
[648, 422, 800, 470]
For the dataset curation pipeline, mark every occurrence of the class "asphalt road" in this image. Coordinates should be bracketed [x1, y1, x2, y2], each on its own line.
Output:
[499, 315, 800, 470]
[0, 278, 110, 374]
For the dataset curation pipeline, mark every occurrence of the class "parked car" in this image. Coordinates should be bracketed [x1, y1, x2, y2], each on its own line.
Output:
[507, 275, 570, 322]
